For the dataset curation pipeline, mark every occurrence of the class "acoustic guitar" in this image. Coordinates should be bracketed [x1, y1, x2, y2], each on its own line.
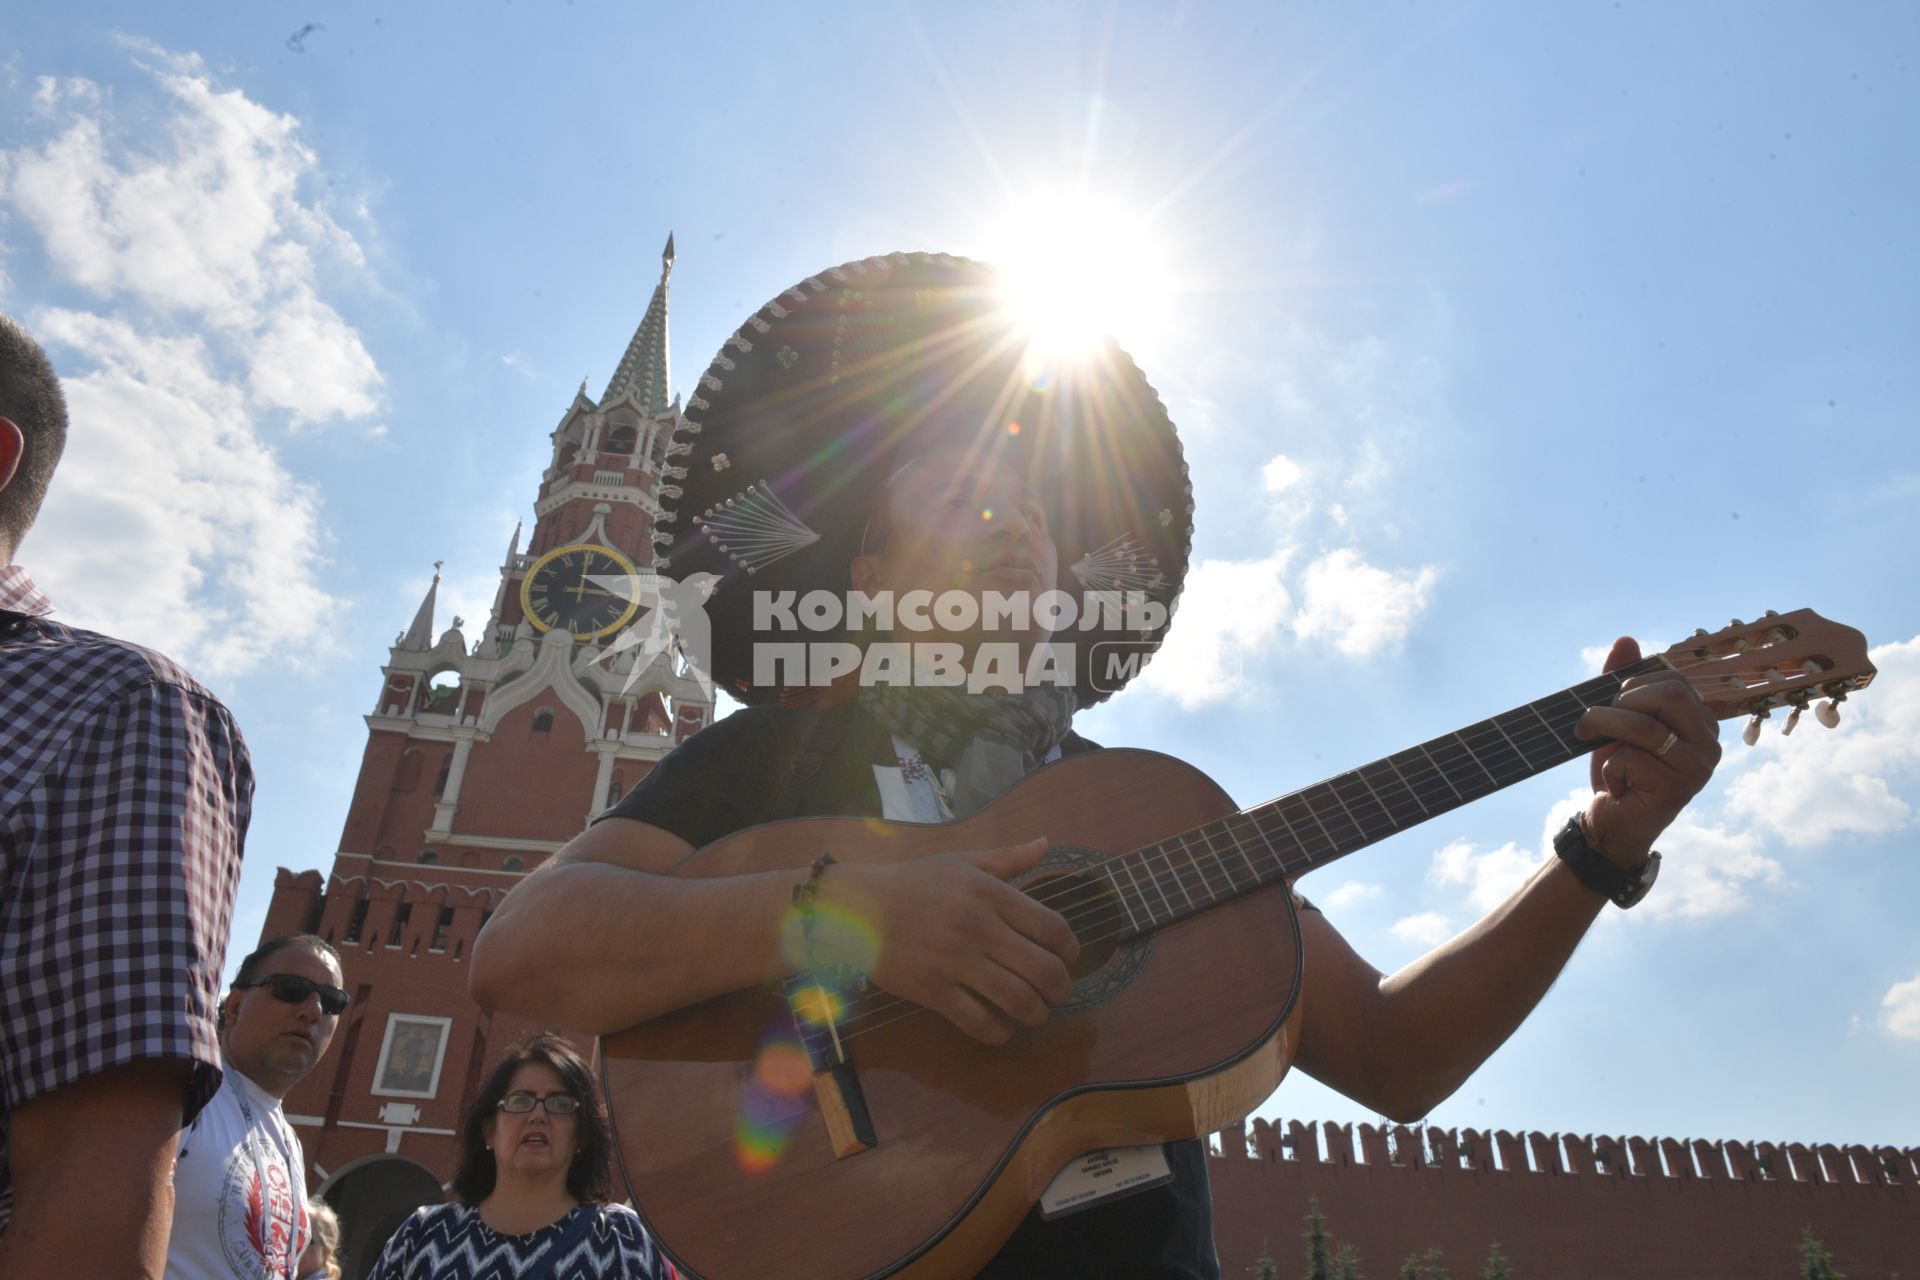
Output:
[600, 610, 1875, 1279]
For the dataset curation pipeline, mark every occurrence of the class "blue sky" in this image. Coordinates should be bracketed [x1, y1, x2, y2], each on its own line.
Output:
[2, 3, 1915, 1154]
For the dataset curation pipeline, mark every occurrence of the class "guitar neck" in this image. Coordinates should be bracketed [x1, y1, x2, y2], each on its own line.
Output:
[1100, 655, 1674, 939]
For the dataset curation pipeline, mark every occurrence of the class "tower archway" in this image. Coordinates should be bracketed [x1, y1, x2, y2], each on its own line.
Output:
[316, 1154, 443, 1280]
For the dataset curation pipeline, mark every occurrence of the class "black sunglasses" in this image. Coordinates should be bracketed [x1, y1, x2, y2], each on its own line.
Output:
[233, 973, 349, 1016]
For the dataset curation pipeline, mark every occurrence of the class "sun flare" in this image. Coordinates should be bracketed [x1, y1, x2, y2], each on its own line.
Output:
[986, 192, 1172, 361]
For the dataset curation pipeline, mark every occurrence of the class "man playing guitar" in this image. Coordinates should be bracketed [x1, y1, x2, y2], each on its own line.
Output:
[472, 252, 1720, 1278]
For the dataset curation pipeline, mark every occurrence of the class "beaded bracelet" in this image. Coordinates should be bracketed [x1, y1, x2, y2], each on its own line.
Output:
[790, 853, 866, 989]
[791, 852, 838, 912]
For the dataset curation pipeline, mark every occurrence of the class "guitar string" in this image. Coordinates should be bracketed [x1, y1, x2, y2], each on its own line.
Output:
[803, 668, 1771, 1045]
[818, 681, 1597, 1038]
[814, 667, 1766, 1041]
[839, 662, 1746, 944]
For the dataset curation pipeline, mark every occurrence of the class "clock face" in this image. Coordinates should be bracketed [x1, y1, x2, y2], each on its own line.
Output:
[520, 544, 641, 640]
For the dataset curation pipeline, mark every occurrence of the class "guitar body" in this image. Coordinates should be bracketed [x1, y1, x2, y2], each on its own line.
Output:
[601, 748, 1305, 1279]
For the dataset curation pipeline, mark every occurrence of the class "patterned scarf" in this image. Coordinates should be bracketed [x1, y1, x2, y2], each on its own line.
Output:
[859, 680, 1078, 817]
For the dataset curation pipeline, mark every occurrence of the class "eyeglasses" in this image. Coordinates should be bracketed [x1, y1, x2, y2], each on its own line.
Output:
[497, 1092, 581, 1115]
[232, 973, 350, 1016]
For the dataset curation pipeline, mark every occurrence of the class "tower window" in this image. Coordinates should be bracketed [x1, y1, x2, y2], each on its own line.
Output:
[418, 849, 438, 865]
[606, 423, 638, 454]
[503, 855, 525, 873]
[423, 671, 460, 714]
[530, 708, 554, 739]
[430, 906, 455, 951]
[386, 902, 413, 948]
[342, 898, 370, 945]
[432, 757, 452, 797]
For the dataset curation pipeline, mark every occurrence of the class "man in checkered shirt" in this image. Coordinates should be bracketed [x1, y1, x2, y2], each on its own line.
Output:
[0, 314, 251, 1279]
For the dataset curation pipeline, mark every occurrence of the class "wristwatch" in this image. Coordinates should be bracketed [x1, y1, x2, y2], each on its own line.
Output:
[1552, 815, 1661, 908]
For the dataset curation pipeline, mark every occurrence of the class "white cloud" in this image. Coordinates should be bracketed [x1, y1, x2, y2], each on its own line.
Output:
[1634, 808, 1785, 921]
[1137, 552, 1291, 708]
[1429, 838, 1544, 914]
[1323, 879, 1383, 909]
[247, 294, 380, 420]
[1881, 973, 1920, 1041]
[4, 44, 381, 425]
[28, 75, 101, 116]
[1389, 911, 1453, 946]
[1541, 787, 1785, 923]
[1134, 315, 1447, 705]
[1293, 548, 1439, 658]
[1413, 789, 1786, 925]
[1261, 453, 1304, 493]
[25, 309, 336, 675]
[1134, 523, 1440, 709]
[1721, 635, 1920, 849]
[2, 45, 384, 676]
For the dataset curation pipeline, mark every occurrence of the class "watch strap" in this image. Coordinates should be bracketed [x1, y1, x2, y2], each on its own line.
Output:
[1553, 815, 1660, 908]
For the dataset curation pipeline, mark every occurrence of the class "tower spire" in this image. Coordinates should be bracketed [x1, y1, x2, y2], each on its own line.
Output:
[400, 562, 442, 650]
[599, 231, 674, 415]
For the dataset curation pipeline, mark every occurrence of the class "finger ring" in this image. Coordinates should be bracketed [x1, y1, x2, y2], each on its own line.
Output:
[1655, 730, 1678, 757]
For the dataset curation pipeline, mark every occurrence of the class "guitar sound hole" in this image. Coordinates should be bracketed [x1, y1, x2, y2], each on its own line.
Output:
[1023, 872, 1121, 979]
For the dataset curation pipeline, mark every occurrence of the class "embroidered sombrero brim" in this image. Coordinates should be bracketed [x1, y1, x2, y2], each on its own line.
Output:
[654, 251, 1192, 706]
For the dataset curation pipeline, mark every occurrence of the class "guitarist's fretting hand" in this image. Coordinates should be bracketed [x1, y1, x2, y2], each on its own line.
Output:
[1574, 636, 1723, 867]
[814, 837, 1081, 1046]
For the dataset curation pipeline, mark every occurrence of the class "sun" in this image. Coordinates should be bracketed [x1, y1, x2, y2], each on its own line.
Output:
[984, 191, 1172, 361]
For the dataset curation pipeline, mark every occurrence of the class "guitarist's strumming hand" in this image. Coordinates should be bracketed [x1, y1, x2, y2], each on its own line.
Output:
[813, 837, 1080, 1046]
[1574, 636, 1723, 868]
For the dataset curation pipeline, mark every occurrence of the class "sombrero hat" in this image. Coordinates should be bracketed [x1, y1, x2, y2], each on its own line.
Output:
[652, 251, 1192, 706]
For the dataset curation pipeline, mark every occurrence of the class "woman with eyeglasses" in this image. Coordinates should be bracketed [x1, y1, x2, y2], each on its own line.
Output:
[367, 1033, 675, 1280]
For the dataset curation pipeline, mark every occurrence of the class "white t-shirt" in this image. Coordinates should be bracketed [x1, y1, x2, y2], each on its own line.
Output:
[166, 1069, 311, 1280]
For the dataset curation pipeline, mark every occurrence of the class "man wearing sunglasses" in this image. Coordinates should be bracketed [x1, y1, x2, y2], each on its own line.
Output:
[167, 935, 346, 1280]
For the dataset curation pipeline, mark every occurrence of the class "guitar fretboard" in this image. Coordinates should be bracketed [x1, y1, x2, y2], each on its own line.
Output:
[1096, 656, 1670, 939]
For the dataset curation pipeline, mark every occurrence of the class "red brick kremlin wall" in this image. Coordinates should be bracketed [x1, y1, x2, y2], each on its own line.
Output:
[1208, 1118, 1918, 1279]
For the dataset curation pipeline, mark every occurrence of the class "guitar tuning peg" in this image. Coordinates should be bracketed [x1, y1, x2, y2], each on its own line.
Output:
[1743, 713, 1766, 746]
[1816, 698, 1842, 729]
[1764, 667, 1786, 685]
[1692, 628, 1710, 640]
[1801, 660, 1823, 676]
[1730, 618, 1745, 629]
[1764, 609, 1780, 617]
[1782, 706, 1802, 736]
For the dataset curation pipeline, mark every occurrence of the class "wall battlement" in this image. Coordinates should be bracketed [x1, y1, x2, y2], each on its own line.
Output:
[1207, 1119, 1917, 1278]
[1218, 1116, 1918, 1187]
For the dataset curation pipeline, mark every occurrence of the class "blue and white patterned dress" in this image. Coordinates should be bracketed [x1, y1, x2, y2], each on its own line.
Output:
[367, 1201, 675, 1280]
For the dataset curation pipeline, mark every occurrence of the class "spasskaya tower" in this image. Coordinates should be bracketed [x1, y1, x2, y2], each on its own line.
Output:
[255, 234, 710, 1278]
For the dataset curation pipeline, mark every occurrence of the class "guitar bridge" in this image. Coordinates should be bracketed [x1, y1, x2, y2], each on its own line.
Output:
[786, 975, 877, 1158]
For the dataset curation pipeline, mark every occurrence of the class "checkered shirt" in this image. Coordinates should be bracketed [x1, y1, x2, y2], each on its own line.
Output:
[0, 565, 250, 1237]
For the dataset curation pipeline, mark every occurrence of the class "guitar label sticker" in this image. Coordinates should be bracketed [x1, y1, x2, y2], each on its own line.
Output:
[1038, 1144, 1174, 1220]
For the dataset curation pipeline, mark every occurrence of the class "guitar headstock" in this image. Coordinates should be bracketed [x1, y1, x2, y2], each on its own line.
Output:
[1658, 610, 1876, 744]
